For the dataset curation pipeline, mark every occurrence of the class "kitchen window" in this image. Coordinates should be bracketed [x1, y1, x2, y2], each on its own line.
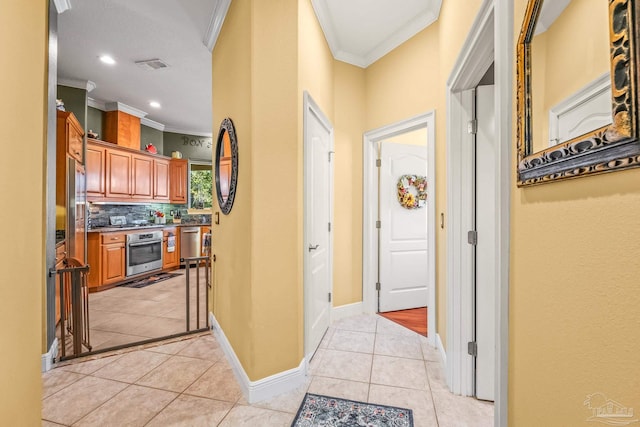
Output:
[188, 160, 213, 211]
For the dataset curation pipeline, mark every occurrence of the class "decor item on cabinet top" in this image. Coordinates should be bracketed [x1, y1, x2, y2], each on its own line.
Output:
[56, 99, 65, 111]
[145, 143, 158, 154]
[171, 150, 183, 159]
[87, 129, 99, 139]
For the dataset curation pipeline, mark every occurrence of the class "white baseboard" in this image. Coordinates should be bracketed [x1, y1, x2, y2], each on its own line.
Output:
[209, 312, 307, 403]
[331, 302, 363, 321]
[41, 338, 58, 372]
[436, 333, 447, 365]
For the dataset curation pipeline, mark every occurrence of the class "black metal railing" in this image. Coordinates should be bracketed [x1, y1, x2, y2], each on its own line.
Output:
[181, 256, 211, 331]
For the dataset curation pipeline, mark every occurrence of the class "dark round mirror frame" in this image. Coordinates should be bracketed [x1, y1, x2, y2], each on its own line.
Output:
[215, 117, 238, 215]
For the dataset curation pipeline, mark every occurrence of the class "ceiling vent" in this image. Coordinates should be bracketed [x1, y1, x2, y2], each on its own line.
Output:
[134, 59, 169, 71]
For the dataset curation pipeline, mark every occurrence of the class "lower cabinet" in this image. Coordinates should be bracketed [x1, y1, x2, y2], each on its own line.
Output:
[87, 232, 126, 290]
[101, 243, 125, 285]
[163, 227, 179, 269]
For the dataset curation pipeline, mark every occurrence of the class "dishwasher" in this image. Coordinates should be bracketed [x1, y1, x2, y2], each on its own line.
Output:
[180, 227, 201, 266]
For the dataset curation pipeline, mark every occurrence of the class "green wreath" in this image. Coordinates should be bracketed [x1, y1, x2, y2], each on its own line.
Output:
[397, 175, 427, 209]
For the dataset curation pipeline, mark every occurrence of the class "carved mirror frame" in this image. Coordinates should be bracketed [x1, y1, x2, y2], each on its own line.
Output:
[215, 118, 238, 215]
[517, 0, 639, 186]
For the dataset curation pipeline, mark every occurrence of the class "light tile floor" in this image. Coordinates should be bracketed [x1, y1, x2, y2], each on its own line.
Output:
[43, 314, 493, 426]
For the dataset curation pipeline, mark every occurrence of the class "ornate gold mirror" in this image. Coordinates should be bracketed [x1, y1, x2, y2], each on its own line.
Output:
[517, 0, 639, 186]
[215, 118, 238, 215]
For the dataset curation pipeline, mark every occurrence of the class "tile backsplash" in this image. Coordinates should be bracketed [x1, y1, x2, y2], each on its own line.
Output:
[88, 203, 211, 228]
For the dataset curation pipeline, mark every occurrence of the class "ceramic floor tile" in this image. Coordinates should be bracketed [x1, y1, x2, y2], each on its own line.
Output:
[177, 335, 224, 361]
[136, 355, 213, 392]
[41, 376, 127, 426]
[328, 329, 375, 354]
[74, 385, 177, 427]
[374, 333, 423, 359]
[145, 338, 195, 355]
[313, 349, 373, 383]
[376, 317, 420, 337]
[426, 361, 448, 392]
[308, 348, 326, 376]
[88, 330, 149, 351]
[368, 384, 438, 427]
[370, 355, 429, 390]
[146, 394, 233, 427]
[431, 390, 494, 427]
[57, 354, 123, 375]
[218, 405, 293, 427]
[332, 314, 378, 333]
[307, 376, 370, 402]
[318, 327, 335, 349]
[91, 350, 170, 383]
[41, 421, 65, 427]
[184, 361, 243, 402]
[42, 369, 85, 399]
[419, 336, 441, 362]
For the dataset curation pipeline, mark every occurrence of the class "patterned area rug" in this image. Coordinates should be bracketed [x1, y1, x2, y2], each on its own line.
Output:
[118, 272, 182, 289]
[292, 393, 413, 426]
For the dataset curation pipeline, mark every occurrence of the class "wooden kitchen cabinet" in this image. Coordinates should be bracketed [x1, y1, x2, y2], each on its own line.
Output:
[57, 111, 84, 164]
[104, 110, 141, 150]
[170, 159, 188, 203]
[101, 243, 125, 285]
[154, 158, 170, 201]
[86, 142, 105, 198]
[162, 227, 179, 269]
[131, 154, 154, 199]
[105, 149, 132, 198]
[87, 232, 126, 290]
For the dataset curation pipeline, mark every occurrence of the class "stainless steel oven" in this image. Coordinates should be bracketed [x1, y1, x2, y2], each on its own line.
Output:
[126, 230, 163, 277]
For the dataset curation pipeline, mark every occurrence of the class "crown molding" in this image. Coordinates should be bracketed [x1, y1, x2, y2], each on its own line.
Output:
[105, 102, 148, 119]
[53, 0, 72, 14]
[58, 78, 96, 92]
[203, 0, 232, 52]
[164, 127, 213, 138]
[141, 117, 166, 132]
[87, 97, 106, 111]
[312, 0, 442, 68]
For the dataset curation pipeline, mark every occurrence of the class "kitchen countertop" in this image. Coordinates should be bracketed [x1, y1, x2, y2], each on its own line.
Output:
[88, 223, 211, 233]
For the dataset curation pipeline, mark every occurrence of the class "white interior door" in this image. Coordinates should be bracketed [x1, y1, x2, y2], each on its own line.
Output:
[304, 94, 333, 361]
[475, 84, 496, 401]
[379, 142, 428, 313]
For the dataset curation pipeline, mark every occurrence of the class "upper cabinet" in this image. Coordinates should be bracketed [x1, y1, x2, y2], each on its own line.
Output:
[87, 139, 183, 204]
[57, 111, 84, 164]
[104, 110, 141, 150]
[169, 159, 188, 204]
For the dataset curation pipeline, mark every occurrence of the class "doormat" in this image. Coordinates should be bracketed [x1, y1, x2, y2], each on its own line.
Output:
[292, 393, 413, 427]
[118, 272, 183, 289]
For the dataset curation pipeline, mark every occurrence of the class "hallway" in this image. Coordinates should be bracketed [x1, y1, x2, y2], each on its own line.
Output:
[42, 314, 492, 426]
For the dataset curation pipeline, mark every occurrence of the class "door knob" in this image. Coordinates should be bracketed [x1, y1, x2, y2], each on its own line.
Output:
[308, 244, 320, 252]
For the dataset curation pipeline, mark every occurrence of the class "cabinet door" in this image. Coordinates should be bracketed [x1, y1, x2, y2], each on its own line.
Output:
[131, 154, 153, 199]
[162, 239, 178, 269]
[86, 144, 106, 199]
[68, 122, 84, 164]
[102, 244, 125, 285]
[170, 159, 188, 204]
[106, 149, 131, 198]
[154, 159, 170, 200]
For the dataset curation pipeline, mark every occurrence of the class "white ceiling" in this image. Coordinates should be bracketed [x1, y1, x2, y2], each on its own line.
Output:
[312, 0, 442, 68]
[56, 0, 443, 135]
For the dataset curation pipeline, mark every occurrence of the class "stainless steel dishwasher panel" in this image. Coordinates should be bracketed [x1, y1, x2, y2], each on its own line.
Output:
[180, 227, 202, 262]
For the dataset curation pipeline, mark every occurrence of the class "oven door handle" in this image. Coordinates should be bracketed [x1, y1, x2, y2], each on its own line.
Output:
[128, 240, 162, 247]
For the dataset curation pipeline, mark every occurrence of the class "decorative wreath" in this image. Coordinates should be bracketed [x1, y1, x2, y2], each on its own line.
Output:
[397, 175, 427, 209]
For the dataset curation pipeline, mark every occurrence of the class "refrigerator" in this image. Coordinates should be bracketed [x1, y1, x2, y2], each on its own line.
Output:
[67, 157, 86, 264]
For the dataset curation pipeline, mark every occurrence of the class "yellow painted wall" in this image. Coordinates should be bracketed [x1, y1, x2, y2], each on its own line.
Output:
[212, 0, 255, 374]
[0, 0, 47, 423]
[510, 1, 640, 424]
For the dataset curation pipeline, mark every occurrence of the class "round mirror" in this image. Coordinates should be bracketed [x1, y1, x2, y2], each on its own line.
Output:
[215, 118, 238, 215]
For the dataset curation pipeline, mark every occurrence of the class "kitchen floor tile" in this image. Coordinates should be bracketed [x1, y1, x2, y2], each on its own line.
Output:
[74, 384, 177, 427]
[57, 354, 122, 375]
[146, 395, 233, 427]
[42, 369, 85, 399]
[177, 335, 224, 361]
[184, 362, 243, 402]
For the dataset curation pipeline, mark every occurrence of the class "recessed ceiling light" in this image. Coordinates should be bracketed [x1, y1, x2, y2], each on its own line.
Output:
[99, 55, 116, 65]
[149, 101, 161, 109]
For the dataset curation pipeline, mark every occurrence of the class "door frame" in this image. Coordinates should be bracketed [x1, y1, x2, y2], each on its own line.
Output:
[445, 0, 511, 425]
[303, 91, 334, 361]
[362, 111, 436, 347]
